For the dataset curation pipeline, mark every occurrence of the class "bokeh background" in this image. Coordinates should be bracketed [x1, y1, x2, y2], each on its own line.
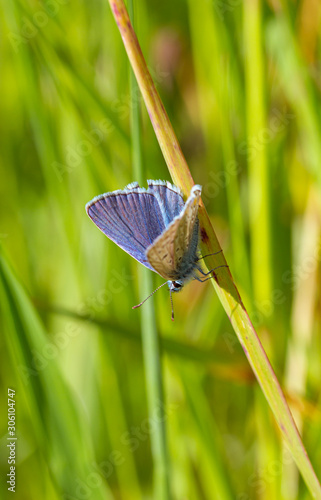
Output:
[1, 0, 321, 498]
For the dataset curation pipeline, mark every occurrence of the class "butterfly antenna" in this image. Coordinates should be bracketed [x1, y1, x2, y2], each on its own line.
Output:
[132, 281, 168, 310]
[169, 288, 174, 321]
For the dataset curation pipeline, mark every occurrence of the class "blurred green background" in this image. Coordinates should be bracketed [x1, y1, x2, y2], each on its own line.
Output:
[0, 0, 321, 498]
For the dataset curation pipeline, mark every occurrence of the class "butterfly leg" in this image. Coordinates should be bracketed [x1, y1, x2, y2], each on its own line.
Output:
[196, 266, 211, 277]
[195, 263, 228, 275]
[195, 275, 216, 283]
[194, 264, 229, 282]
[196, 250, 223, 262]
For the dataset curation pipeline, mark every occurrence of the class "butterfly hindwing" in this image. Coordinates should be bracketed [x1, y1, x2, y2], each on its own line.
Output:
[174, 186, 200, 270]
[146, 185, 201, 280]
[145, 219, 179, 279]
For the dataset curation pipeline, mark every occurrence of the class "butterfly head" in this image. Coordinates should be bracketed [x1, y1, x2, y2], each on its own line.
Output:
[168, 280, 184, 292]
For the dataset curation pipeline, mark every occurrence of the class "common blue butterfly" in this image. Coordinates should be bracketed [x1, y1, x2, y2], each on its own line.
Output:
[86, 180, 211, 318]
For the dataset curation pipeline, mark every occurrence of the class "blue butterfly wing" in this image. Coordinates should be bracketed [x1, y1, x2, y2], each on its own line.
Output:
[147, 181, 185, 225]
[86, 189, 166, 271]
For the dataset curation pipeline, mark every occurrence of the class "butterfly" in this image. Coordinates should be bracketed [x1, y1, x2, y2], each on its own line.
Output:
[86, 180, 215, 319]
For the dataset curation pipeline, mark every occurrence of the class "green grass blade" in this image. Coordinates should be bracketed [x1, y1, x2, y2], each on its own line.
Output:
[128, 2, 171, 498]
[244, 0, 272, 304]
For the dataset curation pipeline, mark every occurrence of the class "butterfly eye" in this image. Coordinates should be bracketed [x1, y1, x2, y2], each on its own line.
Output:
[170, 280, 183, 292]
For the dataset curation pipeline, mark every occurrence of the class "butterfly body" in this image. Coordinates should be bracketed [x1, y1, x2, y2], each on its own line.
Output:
[86, 180, 202, 295]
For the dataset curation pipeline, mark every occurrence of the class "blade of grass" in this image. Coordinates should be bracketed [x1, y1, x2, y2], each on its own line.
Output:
[128, 2, 171, 498]
[244, 0, 272, 304]
[266, 6, 321, 189]
[282, 190, 320, 498]
[39, 302, 251, 368]
[106, 0, 321, 496]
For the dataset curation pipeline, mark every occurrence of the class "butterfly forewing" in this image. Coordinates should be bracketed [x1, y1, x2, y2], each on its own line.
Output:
[86, 189, 166, 271]
[147, 180, 185, 225]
